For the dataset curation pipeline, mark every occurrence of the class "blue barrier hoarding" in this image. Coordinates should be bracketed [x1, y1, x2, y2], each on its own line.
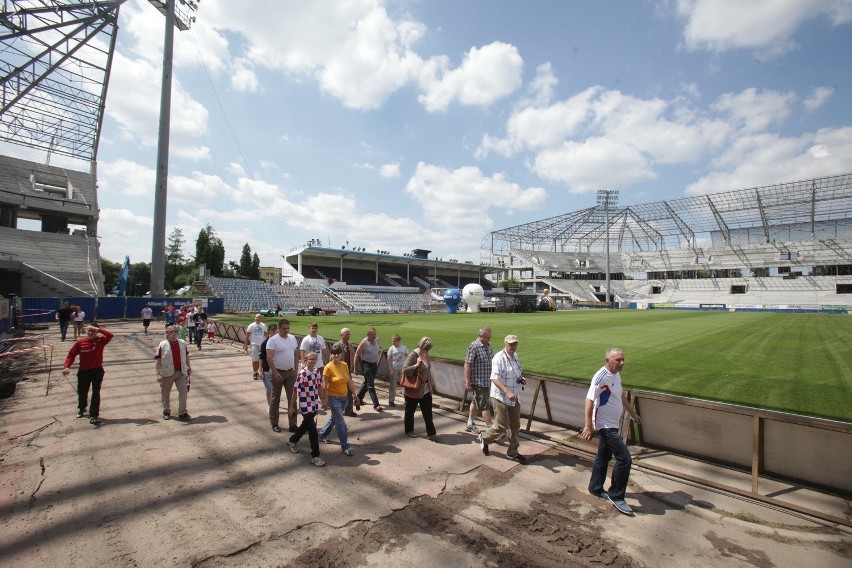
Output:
[21, 296, 224, 325]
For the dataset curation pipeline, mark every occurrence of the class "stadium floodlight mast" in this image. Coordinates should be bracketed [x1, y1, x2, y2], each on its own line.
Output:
[596, 189, 619, 306]
[149, 0, 200, 296]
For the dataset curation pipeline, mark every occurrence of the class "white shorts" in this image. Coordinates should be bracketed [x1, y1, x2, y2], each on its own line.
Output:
[249, 344, 262, 361]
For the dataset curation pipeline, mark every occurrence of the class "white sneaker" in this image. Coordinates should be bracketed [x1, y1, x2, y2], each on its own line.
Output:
[342, 447, 354, 456]
[311, 456, 326, 467]
[287, 440, 298, 453]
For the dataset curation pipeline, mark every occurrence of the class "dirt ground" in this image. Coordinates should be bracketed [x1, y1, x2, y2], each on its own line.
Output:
[1, 321, 849, 567]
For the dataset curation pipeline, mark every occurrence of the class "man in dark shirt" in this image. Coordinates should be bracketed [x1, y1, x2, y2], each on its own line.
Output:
[56, 301, 73, 342]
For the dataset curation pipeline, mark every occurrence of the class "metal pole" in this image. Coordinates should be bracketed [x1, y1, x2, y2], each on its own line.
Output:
[150, 0, 177, 296]
[597, 189, 618, 307]
[605, 197, 611, 305]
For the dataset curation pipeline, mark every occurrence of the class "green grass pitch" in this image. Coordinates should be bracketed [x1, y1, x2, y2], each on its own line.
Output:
[220, 310, 852, 422]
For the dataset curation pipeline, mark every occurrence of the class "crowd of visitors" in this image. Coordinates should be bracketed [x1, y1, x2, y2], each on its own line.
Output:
[55, 305, 640, 514]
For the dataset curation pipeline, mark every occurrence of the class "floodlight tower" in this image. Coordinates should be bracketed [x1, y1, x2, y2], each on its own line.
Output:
[148, 0, 199, 296]
[596, 189, 619, 306]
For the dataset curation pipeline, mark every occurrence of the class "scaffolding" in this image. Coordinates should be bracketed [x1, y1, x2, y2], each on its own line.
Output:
[485, 173, 852, 257]
[1, 0, 127, 162]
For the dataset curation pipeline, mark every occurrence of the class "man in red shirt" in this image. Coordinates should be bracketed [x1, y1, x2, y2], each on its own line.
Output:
[62, 325, 114, 425]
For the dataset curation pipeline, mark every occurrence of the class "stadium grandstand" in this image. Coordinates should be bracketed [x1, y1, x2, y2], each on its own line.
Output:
[191, 248, 502, 315]
[484, 174, 852, 309]
[199, 247, 500, 314]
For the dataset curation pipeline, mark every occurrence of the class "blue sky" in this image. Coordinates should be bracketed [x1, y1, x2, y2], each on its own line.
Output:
[22, 0, 852, 268]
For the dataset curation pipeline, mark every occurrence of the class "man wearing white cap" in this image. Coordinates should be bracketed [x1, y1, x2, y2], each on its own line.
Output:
[478, 334, 527, 463]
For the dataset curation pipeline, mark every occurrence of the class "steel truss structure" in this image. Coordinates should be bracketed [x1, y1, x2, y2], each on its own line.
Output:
[485, 173, 852, 256]
[0, 0, 128, 162]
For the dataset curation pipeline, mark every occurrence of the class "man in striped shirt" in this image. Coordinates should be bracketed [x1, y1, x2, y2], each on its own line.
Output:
[464, 327, 494, 434]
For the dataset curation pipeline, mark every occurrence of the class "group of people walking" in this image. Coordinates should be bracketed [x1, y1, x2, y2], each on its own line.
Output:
[158, 302, 213, 349]
[54, 300, 87, 341]
[59, 308, 640, 514]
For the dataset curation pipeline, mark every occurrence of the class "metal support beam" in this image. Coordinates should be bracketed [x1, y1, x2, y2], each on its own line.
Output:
[706, 197, 730, 245]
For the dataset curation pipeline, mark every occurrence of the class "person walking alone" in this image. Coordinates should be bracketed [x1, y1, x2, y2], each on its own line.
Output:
[155, 325, 192, 422]
[581, 347, 641, 515]
[62, 325, 114, 425]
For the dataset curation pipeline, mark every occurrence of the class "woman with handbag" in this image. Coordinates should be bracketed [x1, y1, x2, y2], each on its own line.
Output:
[401, 336, 438, 441]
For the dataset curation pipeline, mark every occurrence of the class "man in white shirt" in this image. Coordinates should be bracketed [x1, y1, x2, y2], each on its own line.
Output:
[300, 322, 329, 371]
[478, 335, 527, 463]
[266, 319, 299, 433]
[244, 314, 267, 381]
[141, 304, 153, 334]
[581, 347, 641, 515]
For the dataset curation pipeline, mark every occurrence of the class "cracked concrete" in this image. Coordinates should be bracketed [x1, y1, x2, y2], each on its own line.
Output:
[0, 320, 849, 567]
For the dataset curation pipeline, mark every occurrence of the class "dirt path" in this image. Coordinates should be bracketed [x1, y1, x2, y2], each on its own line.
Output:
[1, 321, 849, 567]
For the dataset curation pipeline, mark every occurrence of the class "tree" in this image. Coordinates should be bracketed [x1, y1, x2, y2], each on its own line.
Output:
[499, 277, 521, 292]
[195, 226, 210, 269]
[195, 224, 225, 276]
[209, 239, 225, 277]
[250, 252, 260, 278]
[165, 228, 186, 290]
[129, 262, 152, 296]
[101, 259, 121, 294]
[239, 243, 252, 277]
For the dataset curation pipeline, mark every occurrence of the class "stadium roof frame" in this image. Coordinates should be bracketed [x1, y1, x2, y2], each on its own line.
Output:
[484, 173, 852, 256]
[1, 0, 126, 163]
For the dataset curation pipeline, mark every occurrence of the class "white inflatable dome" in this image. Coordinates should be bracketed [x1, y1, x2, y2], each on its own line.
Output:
[462, 283, 485, 313]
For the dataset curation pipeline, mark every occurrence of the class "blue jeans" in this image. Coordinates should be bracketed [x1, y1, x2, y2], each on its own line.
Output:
[356, 361, 380, 407]
[262, 370, 273, 394]
[588, 427, 632, 500]
[59, 320, 70, 341]
[318, 396, 350, 450]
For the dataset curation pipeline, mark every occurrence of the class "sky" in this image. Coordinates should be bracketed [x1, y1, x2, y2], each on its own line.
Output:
[11, 0, 852, 269]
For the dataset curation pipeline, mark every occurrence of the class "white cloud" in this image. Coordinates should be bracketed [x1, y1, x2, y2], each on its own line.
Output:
[98, 208, 154, 263]
[231, 59, 259, 93]
[199, 0, 427, 110]
[676, 0, 852, 55]
[711, 88, 796, 134]
[379, 162, 401, 178]
[533, 138, 656, 191]
[104, 51, 210, 159]
[527, 62, 558, 106]
[685, 126, 852, 195]
[227, 162, 246, 176]
[404, 162, 547, 244]
[418, 42, 524, 112]
[120, 1, 525, 113]
[479, 78, 826, 194]
[477, 87, 601, 158]
[98, 159, 155, 197]
[803, 86, 834, 112]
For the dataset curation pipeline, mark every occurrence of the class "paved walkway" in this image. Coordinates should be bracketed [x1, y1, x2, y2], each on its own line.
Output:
[1, 320, 849, 567]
